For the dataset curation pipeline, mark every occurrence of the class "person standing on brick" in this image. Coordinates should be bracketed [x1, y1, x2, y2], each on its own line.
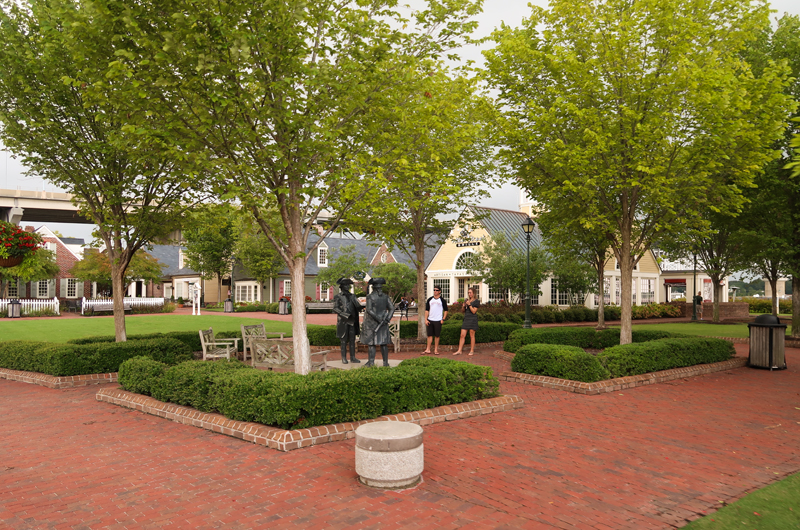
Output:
[423, 287, 448, 355]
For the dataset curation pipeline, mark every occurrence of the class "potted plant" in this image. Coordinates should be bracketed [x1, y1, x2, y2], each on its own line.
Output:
[0, 221, 42, 268]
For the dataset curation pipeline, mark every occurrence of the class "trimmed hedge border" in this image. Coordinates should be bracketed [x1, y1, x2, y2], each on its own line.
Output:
[96, 387, 523, 452]
[500, 357, 748, 395]
[0, 367, 117, 389]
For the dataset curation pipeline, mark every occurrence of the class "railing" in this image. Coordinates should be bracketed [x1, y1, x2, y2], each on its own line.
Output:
[0, 297, 60, 316]
[82, 297, 165, 315]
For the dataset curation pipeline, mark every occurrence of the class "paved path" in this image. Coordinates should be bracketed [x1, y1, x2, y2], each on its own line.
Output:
[2, 346, 799, 529]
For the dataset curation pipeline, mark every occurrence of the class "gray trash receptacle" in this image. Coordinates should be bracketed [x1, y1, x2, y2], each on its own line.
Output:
[747, 314, 787, 370]
[224, 298, 234, 313]
[279, 298, 289, 315]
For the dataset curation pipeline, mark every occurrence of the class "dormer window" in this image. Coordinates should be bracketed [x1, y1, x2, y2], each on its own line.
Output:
[318, 243, 328, 267]
[615, 259, 638, 271]
[179, 249, 186, 269]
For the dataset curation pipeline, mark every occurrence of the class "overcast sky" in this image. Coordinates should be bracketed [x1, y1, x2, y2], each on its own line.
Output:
[2, 0, 798, 239]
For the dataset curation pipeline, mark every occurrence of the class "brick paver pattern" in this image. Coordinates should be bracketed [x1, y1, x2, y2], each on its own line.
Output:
[2, 344, 799, 529]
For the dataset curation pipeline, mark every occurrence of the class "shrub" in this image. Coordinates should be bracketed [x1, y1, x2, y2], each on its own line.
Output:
[118, 356, 168, 395]
[399, 321, 419, 338]
[149, 359, 253, 411]
[447, 311, 464, 322]
[742, 296, 792, 315]
[599, 337, 734, 378]
[235, 303, 267, 313]
[215, 330, 244, 351]
[131, 304, 165, 315]
[162, 302, 176, 313]
[0, 338, 192, 376]
[307, 325, 340, 346]
[439, 322, 520, 345]
[503, 327, 686, 353]
[511, 344, 611, 382]
[603, 305, 621, 321]
[266, 302, 280, 314]
[69, 331, 203, 352]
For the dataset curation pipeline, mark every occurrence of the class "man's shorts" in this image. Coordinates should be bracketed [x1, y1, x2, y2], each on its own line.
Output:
[426, 320, 442, 337]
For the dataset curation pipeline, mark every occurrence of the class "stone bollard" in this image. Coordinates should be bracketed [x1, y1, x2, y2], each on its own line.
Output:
[355, 422, 424, 489]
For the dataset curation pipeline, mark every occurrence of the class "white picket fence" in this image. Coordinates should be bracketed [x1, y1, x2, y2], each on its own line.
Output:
[81, 297, 165, 314]
[0, 297, 60, 316]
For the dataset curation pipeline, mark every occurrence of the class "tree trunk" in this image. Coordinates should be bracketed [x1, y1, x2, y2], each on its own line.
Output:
[768, 276, 779, 316]
[712, 278, 722, 323]
[596, 266, 606, 329]
[793, 274, 799, 339]
[415, 243, 427, 340]
[218, 275, 223, 303]
[619, 222, 633, 345]
[111, 265, 128, 342]
[290, 258, 311, 374]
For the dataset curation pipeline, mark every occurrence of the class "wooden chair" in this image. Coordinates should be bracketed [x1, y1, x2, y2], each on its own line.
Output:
[198, 328, 239, 361]
[241, 323, 284, 364]
[251, 338, 329, 372]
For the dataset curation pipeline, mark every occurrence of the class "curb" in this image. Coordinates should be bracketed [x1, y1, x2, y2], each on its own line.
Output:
[0, 368, 117, 389]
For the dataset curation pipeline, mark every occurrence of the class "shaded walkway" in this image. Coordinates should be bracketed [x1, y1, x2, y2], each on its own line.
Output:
[1, 347, 798, 529]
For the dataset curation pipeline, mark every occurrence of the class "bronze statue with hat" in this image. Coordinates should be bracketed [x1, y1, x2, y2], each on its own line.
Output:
[361, 277, 395, 367]
[332, 277, 362, 364]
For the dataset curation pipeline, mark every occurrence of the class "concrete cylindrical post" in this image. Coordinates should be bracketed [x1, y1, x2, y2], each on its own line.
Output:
[355, 422, 423, 489]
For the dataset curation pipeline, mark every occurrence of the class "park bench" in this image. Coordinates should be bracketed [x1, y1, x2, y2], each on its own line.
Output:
[305, 301, 335, 313]
[88, 302, 132, 315]
[240, 323, 285, 364]
[250, 338, 329, 372]
[199, 327, 240, 361]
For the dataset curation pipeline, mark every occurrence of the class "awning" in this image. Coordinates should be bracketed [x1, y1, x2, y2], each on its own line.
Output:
[663, 279, 686, 284]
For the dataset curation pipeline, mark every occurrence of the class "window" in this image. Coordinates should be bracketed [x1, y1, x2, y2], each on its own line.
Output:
[454, 252, 474, 271]
[174, 282, 183, 299]
[633, 279, 638, 305]
[458, 278, 475, 299]
[551, 281, 558, 305]
[37, 280, 50, 298]
[615, 277, 621, 305]
[319, 283, 330, 301]
[318, 245, 328, 267]
[7, 278, 19, 298]
[595, 277, 612, 306]
[283, 280, 291, 298]
[236, 283, 259, 302]
[532, 290, 539, 306]
[178, 249, 186, 269]
[67, 278, 79, 298]
[559, 287, 569, 306]
[641, 279, 655, 304]
[615, 260, 638, 271]
[433, 279, 450, 302]
[488, 284, 505, 303]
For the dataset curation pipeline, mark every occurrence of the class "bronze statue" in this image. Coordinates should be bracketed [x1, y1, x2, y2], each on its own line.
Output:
[332, 278, 362, 364]
[360, 277, 395, 367]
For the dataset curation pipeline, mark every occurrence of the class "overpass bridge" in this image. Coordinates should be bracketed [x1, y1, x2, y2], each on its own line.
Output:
[0, 188, 92, 225]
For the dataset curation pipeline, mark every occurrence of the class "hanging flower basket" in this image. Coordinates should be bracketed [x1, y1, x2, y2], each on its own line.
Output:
[0, 221, 43, 268]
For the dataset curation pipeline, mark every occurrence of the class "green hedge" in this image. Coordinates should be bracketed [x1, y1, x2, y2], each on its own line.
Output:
[0, 338, 192, 376]
[503, 327, 683, 353]
[307, 321, 521, 346]
[118, 356, 499, 430]
[511, 344, 611, 383]
[741, 296, 792, 315]
[598, 337, 734, 378]
[68, 331, 203, 352]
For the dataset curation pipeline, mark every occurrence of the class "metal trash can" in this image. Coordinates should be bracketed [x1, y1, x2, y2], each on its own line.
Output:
[279, 297, 289, 315]
[8, 299, 21, 318]
[747, 314, 787, 370]
[224, 298, 234, 313]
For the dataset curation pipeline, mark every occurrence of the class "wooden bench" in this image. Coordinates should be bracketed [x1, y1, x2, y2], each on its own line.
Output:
[305, 301, 334, 313]
[88, 303, 132, 315]
[240, 323, 285, 364]
[251, 338, 329, 372]
[199, 327, 240, 361]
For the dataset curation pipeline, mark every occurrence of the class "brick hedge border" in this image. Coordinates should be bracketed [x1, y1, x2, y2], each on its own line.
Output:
[0, 368, 117, 389]
[499, 358, 748, 395]
[96, 388, 524, 452]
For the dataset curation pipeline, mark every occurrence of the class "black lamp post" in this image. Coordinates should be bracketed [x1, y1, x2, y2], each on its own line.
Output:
[522, 217, 535, 329]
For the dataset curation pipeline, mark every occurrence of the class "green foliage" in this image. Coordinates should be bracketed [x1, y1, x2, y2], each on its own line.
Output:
[741, 296, 793, 314]
[117, 356, 168, 395]
[119, 357, 499, 430]
[511, 344, 610, 383]
[0, 248, 58, 298]
[68, 331, 203, 352]
[470, 233, 548, 302]
[306, 325, 341, 346]
[599, 338, 734, 378]
[371, 262, 417, 302]
[504, 327, 684, 353]
[266, 303, 279, 314]
[438, 322, 520, 345]
[182, 205, 238, 300]
[0, 338, 191, 376]
[315, 245, 372, 291]
[234, 216, 285, 287]
[70, 249, 166, 289]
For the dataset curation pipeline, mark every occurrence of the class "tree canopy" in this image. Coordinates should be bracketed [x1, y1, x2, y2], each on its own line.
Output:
[485, 0, 793, 343]
[182, 205, 238, 301]
[70, 249, 166, 289]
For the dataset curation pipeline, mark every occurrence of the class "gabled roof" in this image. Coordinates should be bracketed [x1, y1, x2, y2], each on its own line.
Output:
[388, 233, 439, 271]
[148, 244, 200, 277]
[466, 205, 543, 252]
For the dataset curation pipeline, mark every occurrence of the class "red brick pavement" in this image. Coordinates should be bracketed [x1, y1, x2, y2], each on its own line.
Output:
[2, 346, 799, 529]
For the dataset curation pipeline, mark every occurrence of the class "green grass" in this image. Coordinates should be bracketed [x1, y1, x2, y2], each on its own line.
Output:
[0, 314, 293, 343]
[628, 322, 793, 338]
[683, 472, 800, 529]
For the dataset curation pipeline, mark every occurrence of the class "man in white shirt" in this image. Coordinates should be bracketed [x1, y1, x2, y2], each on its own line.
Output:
[423, 287, 448, 355]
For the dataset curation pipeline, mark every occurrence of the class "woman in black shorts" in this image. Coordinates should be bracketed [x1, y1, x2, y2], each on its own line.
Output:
[453, 287, 479, 355]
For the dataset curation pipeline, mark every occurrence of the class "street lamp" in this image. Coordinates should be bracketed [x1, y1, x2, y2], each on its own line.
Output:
[521, 217, 536, 329]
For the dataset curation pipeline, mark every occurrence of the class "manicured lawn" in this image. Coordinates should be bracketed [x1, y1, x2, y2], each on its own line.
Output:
[683, 472, 800, 529]
[0, 314, 293, 343]
[629, 322, 793, 338]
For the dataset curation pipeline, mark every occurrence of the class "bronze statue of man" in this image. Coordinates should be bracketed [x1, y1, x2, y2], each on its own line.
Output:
[332, 277, 362, 364]
[360, 277, 395, 367]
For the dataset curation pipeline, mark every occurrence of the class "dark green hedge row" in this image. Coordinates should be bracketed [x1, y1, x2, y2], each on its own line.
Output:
[69, 331, 203, 352]
[0, 338, 192, 376]
[503, 327, 683, 353]
[308, 322, 521, 346]
[511, 344, 610, 383]
[507, 335, 734, 382]
[118, 356, 499, 430]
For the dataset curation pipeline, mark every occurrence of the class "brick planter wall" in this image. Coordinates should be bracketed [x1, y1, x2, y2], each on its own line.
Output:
[668, 301, 750, 319]
[0, 368, 117, 389]
[96, 388, 523, 452]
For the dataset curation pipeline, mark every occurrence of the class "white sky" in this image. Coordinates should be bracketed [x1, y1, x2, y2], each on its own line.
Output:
[2, 0, 798, 239]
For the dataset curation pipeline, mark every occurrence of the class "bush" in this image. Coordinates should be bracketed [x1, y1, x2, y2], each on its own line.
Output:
[742, 296, 792, 315]
[599, 337, 734, 378]
[235, 303, 267, 313]
[511, 344, 611, 383]
[118, 356, 168, 395]
[439, 322, 520, 345]
[69, 331, 203, 352]
[266, 302, 280, 314]
[503, 327, 686, 353]
[603, 305, 621, 321]
[307, 325, 340, 346]
[119, 357, 499, 430]
[0, 338, 192, 376]
[447, 311, 464, 322]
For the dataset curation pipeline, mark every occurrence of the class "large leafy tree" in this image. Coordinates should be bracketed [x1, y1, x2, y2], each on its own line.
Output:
[0, 0, 206, 341]
[485, 0, 793, 344]
[315, 245, 372, 294]
[469, 233, 549, 303]
[371, 262, 416, 303]
[234, 218, 284, 291]
[84, 0, 482, 373]
[345, 66, 499, 338]
[70, 249, 166, 291]
[182, 205, 238, 302]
